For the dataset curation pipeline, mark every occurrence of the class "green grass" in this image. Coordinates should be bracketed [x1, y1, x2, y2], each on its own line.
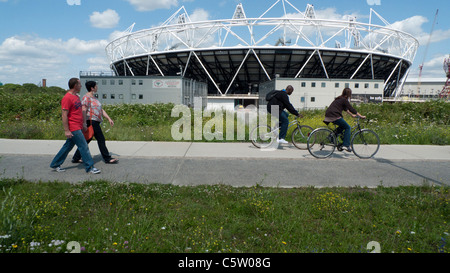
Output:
[1, 84, 449, 254]
[0, 179, 448, 253]
[1, 85, 449, 144]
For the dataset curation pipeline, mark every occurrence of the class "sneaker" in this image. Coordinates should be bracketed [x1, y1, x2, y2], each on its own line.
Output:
[53, 166, 66, 172]
[88, 167, 101, 174]
[343, 146, 352, 152]
[277, 138, 289, 144]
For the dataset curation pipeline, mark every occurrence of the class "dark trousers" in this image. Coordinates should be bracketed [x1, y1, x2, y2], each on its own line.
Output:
[332, 118, 351, 147]
[279, 111, 289, 139]
[73, 120, 112, 162]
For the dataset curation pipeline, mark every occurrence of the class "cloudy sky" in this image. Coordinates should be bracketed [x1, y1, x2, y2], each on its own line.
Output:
[0, 0, 448, 88]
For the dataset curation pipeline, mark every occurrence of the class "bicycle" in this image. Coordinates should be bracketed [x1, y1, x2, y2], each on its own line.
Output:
[250, 116, 313, 150]
[307, 117, 380, 159]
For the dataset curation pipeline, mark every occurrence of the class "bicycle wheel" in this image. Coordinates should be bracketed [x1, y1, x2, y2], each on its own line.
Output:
[351, 129, 380, 159]
[250, 125, 276, 149]
[291, 125, 313, 150]
[307, 128, 336, 158]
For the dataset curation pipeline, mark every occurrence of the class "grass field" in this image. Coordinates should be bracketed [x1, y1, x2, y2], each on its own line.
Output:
[0, 84, 449, 254]
[0, 179, 448, 253]
[1, 84, 449, 144]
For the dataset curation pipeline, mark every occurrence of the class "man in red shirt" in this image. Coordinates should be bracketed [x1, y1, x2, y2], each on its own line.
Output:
[50, 78, 101, 174]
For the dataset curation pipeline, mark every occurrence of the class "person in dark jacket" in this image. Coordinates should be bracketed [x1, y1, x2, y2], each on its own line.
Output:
[324, 88, 366, 152]
[267, 85, 301, 144]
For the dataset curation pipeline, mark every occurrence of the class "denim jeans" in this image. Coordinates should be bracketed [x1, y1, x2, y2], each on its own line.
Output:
[279, 111, 289, 140]
[50, 130, 94, 172]
[333, 118, 351, 147]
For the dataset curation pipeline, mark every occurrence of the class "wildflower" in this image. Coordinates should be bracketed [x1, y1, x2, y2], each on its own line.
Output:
[113, 242, 118, 246]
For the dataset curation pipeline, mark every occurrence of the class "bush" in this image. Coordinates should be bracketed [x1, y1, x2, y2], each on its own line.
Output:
[0, 84, 449, 144]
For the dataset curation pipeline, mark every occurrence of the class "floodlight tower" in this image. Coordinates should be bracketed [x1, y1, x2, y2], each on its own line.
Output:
[440, 55, 450, 99]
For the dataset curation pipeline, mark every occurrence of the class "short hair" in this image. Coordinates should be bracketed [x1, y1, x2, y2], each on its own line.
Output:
[85, 81, 97, 92]
[68, 78, 79, 89]
[342, 88, 352, 98]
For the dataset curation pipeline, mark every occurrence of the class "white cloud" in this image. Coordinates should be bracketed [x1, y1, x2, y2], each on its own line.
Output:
[126, 0, 178, 12]
[390, 16, 427, 40]
[422, 29, 450, 44]
[189, 8, 210, 22]
[424, 54, 448, 68]
[87, 56, 110, 71]
[109, 30, 130, 41]
[0, 35, 108, 87]
[389, 15, 450, 45]
[65, 38, 108, 55]
[90, 9, 120, 29]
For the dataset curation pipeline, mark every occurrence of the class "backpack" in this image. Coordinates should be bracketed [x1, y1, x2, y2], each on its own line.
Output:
[265, 90, 282, 101]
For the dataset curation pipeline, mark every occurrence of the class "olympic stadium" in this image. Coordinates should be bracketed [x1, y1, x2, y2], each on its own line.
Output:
[83, 0, 419, 108]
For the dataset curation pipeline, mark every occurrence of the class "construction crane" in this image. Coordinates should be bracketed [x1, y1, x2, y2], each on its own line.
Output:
[417, 9, 439, 95]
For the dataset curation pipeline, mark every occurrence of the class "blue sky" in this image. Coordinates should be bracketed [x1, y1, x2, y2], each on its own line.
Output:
[0, 0, 448, 88]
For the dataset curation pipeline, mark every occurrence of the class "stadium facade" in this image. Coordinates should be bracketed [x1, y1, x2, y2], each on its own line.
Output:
[81, 0, 419, 109]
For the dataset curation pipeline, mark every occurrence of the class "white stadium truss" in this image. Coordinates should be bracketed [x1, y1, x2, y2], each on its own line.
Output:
[105, 0, 419, 97]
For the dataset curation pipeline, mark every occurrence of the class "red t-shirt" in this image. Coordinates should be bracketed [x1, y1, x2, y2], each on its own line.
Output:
[61, 92, 83, 132]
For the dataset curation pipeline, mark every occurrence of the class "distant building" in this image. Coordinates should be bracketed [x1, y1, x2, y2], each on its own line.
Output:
[259, 78, 384, 110]
[80, 72, 207, 108]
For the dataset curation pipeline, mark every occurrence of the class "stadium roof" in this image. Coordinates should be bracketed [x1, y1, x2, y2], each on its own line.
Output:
[106, 0, 419, 97]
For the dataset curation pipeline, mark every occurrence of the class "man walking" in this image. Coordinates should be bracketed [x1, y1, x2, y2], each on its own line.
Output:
[50, 78, 101, 174]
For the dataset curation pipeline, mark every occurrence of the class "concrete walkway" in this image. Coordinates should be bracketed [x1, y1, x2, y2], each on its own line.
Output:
[0, 139, 449, 187]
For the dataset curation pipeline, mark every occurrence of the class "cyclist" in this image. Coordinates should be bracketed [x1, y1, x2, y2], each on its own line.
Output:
[267, 85, 302, 144]
[324, 88, 366, 152]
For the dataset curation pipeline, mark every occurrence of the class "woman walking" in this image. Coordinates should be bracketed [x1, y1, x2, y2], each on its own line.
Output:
[72, 81, 119, 164]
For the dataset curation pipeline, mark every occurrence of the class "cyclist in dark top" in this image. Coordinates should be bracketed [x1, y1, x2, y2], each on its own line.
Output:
[324, 88, 366, 152]
[267, 85, 301, 144]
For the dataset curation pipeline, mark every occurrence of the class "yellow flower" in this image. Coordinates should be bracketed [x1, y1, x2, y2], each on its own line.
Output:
[282, 241, 287, 245]
[113, 242, 118, 246]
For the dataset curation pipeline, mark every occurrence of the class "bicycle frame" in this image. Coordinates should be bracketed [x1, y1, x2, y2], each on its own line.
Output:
[328, 117, 364, 144]
[308, 117, 379, 159]
[267, 118, 304, 135]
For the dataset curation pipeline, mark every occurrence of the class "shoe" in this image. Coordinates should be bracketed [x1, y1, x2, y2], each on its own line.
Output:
[343, 146, 352, 152]
[105, 158, 119, 164]
[53, 166, 66, 172]
[88, 167, 101, 174]
[277, 138, 289, 144]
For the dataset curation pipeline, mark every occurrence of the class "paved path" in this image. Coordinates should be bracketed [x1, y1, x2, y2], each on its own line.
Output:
[0, 139, 449, 187]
